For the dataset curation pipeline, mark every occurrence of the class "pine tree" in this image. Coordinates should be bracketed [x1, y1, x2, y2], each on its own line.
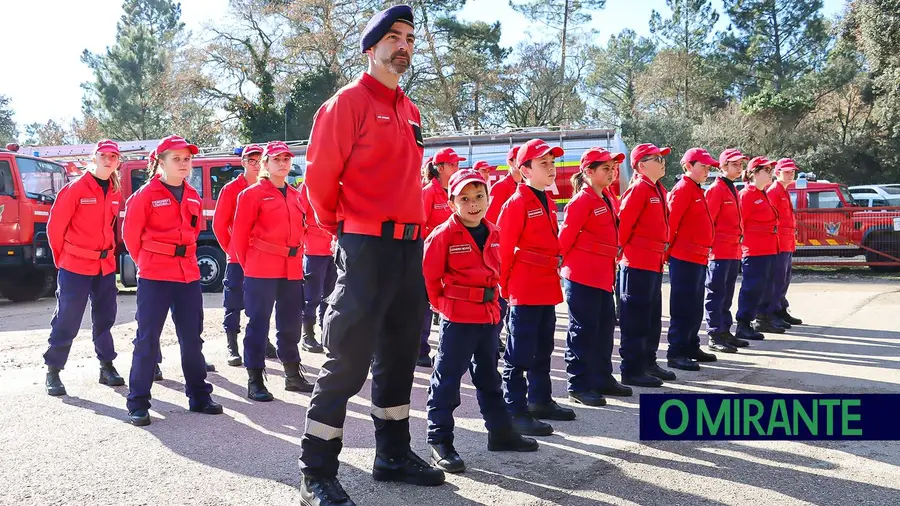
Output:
[0, 96, 16, 144]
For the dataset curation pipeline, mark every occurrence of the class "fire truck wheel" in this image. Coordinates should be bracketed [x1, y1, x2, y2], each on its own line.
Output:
[197, 245, 226, 293]
[1, 270, 55, 302]
[864, 232, 900, 272]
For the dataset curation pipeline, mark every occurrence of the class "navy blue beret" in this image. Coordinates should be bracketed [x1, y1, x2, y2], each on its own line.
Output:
[360, 4, 414, 54]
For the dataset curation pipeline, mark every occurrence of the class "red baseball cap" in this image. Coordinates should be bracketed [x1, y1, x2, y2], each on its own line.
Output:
[681, 147, 720, 167]
[507, 146, 519, 162]
[516, 138, 564, 167]
[747, 156, 775, 171]
[433, 148, 466, 165]
[242, 143, 263, 156]
[719, 148, 749, 166]
[580, 147, 625, 171]
[448, 169, 487, 196]
[94, 139, 120, 155]
[263, 141, 293, 158]
[775, 158, 798, 172]
[472, 160, 491, 172]
[630, 143, 672, 169]
[156, 135, 199, 156]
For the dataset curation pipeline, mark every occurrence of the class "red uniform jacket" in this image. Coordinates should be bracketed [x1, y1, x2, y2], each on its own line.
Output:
[122, 174, 202, 283]
[739, 185, 780, 257]
[486, 174, 517, 225]
[47, 173, 120, 276]
[706, 178, 744, 260]
[559, 187, 618, 292]
[231, 179, 306, 280]
[766, 182, 796, 253]
[298, 183, 334, 256]
[602, 186, 620, 215]
[212, 174, 250, 264]
[305, 72, 425, 235]
[498, 185, 563, 306]
[422, 177, 452, 239]
[618, 174, 669, 273]
[423, 214, 502, 324]
[667, 177, 714, 266]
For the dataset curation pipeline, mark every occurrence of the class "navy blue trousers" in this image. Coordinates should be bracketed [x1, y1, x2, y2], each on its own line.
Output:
[126, 279, 212, 412]
[427, 319, 512, 444]
[43, 269, 118, 368]
[502, 304, 556, 414]
[618, 266, 663, 376]
[736, 255, 775, 323]
[419, 306, 433, 358]
[299, 233, 426, 479]
[303, 254, 337, 327]
[222, 263, 244, 333]
[764, 252, 793, 315]
[667, 258, 708, 357]
[564, 279, 615, 393]
[243, 277, 303, 369]
[704, 259, 740, 336]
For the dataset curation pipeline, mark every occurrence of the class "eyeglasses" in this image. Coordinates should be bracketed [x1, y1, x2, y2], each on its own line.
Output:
[641, 155, 665, 164]
[244, 158, 261, 166]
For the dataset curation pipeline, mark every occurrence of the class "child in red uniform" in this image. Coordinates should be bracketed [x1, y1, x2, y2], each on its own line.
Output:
[297, 182, 332, 354]
[559, 148, 633, 406]
[232, 141, 313, 401]
[472, 160, 492, 190]
[123, 135, 222, 426]
[665, 148, 718, 371]
[498, 138, 575, 437]
[43, 140, 125, 396]
[424, 169, 538, 474]
[419, 148, 464, 367]
[761, 158, 803, 328]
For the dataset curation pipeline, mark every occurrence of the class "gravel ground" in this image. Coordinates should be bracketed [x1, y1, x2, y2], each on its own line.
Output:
[0, 276, 898, 506]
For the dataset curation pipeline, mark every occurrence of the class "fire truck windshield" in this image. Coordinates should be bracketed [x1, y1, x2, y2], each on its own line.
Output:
[16, 156, 67, 201]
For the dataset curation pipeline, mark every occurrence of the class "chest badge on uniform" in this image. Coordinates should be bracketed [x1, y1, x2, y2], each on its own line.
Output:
[755, 199, 764, 204]
[80, 198, 97, 205]
[650, 197, 660, 204]
[527, 208, 543, 218]
[594, 207, 608, 216]
[152, 198, 171, 207]
[449, 244, 472, 254]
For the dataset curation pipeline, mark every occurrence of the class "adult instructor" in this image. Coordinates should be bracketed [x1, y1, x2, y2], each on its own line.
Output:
[298, 5, 445, 506]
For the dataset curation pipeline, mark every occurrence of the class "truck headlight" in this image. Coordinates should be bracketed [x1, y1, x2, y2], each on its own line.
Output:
[35, 247, 47, 258]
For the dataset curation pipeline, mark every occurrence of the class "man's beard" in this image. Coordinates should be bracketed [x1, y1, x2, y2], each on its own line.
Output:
[380, 52, 410, 75]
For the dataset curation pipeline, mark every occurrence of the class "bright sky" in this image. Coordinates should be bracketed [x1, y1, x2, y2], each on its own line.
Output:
[1, 0, 845, 129]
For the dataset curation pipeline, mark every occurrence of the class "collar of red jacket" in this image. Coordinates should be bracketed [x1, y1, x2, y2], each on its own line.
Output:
[360, 72, 406, 104]
[635, 172, 658, 188]
[449, 212, 497, 234]
[259, 177, 295, 195]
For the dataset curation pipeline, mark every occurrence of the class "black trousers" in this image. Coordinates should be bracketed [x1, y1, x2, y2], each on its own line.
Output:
[298, 231, 426, 479]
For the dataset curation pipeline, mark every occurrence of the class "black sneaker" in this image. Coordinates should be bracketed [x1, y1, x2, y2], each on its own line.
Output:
[511, 413, 554, 436]
[299, 475, 356, 506]
[430, 443, 465, 473]
[770, 315, 791, 329]
[722, 330, 750, 348]
[646, 363, 677, 381]
[528, 400, 576, 421]
[154, 365, 164, 382]
[372, 450, 445, 486]
[709, 340, 738, 353]
[736, 321, 764, 341]
[568, 390, 607, 407]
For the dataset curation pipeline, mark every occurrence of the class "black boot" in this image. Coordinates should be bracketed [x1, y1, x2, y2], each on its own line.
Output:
[753, 316, 784, 334]
[154, 365, 164, 381]
[621, 373, 663, 388]
[430, 442, 465, 473]
[416, 354, 432, 368]
[528, 400, 576, 421]
[596, 378, 633, 397]
[226, 331, 242, 367]
[770, 315, 791, 329]
[709, 334, 738, 353]
[723, 329, 750, 347]
[302, 321, 324, 354]
[511, 413, 554, 436]
[99, 361, 125, 386]
[266, 341, 278, 359]
[568, 390, 607, 407]
[189, 397, 224, 415]
[299, 475, 356, 506]
[128, 409, 151, 426]
[667, 357, 700, 371]
[372, 449, 446, 486]
[284, 362, 314, 393]
[646, 362, 677, 381]
[736, 321, 764, 341]
[778, 309, 803, 325]
[688, 348, 718, 362]
[46, 366, 66, 396]
[247, 368, 274, 402]
[206, 362, 216, 372]
[487, 428, 539, 452]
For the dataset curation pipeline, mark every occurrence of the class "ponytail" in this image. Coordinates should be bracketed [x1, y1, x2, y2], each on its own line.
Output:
[259, 156, 273, 180]
[422, 160, 439, 185]
[571, 171, 587, 194]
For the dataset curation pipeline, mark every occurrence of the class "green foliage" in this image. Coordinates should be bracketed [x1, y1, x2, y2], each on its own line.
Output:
[0, 96, 16, 144]
[284, 67, 341, 140]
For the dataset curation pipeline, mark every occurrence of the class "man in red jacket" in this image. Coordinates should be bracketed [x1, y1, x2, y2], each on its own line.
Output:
[298, 6, 445, 505]
[498, 138, 575, 437]
[665, 148, 718, 371]
[617, 143, 675, 388]
[762, 158, 803, 328]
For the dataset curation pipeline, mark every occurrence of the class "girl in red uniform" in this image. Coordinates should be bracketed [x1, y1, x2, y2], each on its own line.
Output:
[123, 135, 222, 426]
[735, 157, 781, 340]
[498, 138, 574, 437]
[43, 140, 125, 396]
[232, 141, 313, 401]
[761, 158, 803, 328]
[559, 148, 632, 406]
[423, 169, 538, 473]
[472, 160, 493, 190]
[419, 147, 464, 367]
[297, 181, 332, 354]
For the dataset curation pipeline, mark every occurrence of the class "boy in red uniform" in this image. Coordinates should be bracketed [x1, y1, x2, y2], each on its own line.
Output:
[424, 169, 538, 474]
[43, 140, 125, 396]
[761, 158, 803, 328]
[486, 146, 521, 225]
[212, 143, 276, 366]
[232, 141, 313, 401]
[617, 143, 675, 388]
[473, 160, 493, 189]
[559, 148, 632, 406]
[498, 138, 575, 437]
[297, 182, 331, 354]
[665, 148, 718, 371]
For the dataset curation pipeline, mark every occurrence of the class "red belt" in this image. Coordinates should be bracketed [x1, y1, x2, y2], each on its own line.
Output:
[573, 236, 618, 258]
[340, 219, 421, 241]
[672, 239, 712, 257]
[715, 232, 742, 244]
[252, 238, 301, 257]
[64, 242, 111, 260]
[143, 240, 196, 257]
[515, 249, 561, 270]
[629, 235, 668, 253]
[443, 284, 497, 303]
[745, 224, 778, 234]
